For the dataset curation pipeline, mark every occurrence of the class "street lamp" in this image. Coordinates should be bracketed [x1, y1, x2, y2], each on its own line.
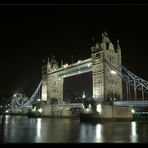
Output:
[111, 70, 117, 75]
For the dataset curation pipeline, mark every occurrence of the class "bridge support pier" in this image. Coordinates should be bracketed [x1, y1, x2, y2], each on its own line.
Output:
[102, 104, 133, 121]
[81, 103, 133, 122]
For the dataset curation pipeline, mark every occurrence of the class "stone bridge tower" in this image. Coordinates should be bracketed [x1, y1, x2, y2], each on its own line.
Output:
[42, 55, 63, 104]
[91, 31, 122, 103]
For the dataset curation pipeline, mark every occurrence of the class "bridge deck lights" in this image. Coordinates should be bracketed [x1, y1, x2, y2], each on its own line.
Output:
[77, 60, 81, 64]
[87, 64, 91, 67]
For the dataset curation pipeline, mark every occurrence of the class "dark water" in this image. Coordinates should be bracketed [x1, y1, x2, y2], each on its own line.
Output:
[0, 115, 148, 143]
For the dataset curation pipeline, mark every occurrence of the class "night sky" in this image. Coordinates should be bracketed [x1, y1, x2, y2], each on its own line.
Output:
[1, 4, 148, 98]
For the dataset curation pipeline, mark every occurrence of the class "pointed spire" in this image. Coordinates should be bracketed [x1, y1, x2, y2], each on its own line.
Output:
[43, 59, 46, 63]
[91, 46, 95, 53]
[103, 28, 108, 37]
[92, 36, 95, 42]
[61, 60, 63, 67]
[91, 35, 95, 47]
[47, 57, 52, 70]
[102, 29, 110, 43]
[117, 40, 121, 49]
[95, 42, 100, 51]
[47, 57, 50, 64]
[117, 40, 121, 55]
[51, 54, 58, 65]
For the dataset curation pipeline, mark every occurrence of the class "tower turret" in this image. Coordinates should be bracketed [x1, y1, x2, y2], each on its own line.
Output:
[116, 40, 122, 66]
[50, 55, 59, 70]
[91, 31, 122, 103]
[102, 30, 110, 43]
[95, 42, 100, 51]
[61, 60, 63, 68]
[47, 57, 52, 71]
[116, 40, 121, 55]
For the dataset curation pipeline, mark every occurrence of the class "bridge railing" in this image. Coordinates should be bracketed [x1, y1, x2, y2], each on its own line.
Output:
[51, 103, 84, 112]
[51, 103, 84, 108]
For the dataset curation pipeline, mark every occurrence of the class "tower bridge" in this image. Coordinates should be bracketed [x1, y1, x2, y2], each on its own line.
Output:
[42, 31, 122, 104]
[10, 31, 148, 119]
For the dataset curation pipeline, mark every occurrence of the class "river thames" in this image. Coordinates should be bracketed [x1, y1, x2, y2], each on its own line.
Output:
[0, 115, 148, 143]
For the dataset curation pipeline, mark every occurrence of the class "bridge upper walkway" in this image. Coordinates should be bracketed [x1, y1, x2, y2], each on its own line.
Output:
[113, 101, 148, 107]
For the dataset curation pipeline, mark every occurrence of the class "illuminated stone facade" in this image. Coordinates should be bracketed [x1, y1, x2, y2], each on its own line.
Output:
[42, 56, 63, 104]
[91, 31, 122, 103]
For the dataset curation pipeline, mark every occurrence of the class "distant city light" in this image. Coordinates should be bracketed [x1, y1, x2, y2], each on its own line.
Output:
[111, 70, 117, 74]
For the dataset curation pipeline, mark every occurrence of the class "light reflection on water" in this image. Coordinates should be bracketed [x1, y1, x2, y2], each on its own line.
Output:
[130, 121, 138, 142]
[36, 118, 42, 138]
[0, 115, 148, 143]
[96, 124, 103, 142]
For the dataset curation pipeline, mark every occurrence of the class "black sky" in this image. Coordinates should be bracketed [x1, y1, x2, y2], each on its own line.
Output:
[0, 4, 148, 97]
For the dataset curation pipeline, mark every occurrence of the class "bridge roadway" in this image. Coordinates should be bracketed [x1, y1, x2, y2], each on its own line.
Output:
[113, 101, 148, 107]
